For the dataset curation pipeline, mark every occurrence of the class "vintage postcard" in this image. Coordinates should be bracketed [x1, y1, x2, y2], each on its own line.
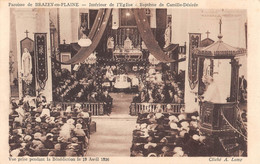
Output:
[0, 0, 259, 163]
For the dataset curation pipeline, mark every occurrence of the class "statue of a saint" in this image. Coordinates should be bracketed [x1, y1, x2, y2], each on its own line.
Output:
[124, 37, 133, 50]
[21, 48, 32, 84]
[107, 37, 114, 49]
[164, 23, 171, 48]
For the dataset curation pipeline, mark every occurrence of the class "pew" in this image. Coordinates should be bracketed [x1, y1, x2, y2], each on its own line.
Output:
[129, 103, 185, 116]
[51, 102, 105, 116]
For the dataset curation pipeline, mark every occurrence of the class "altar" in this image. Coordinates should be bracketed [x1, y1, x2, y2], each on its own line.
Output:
[113, 48, 142, 60]
[112, 36, 143, 60]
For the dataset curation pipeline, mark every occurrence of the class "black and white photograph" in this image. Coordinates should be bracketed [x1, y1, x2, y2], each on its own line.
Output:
[3, 3, 254, 161]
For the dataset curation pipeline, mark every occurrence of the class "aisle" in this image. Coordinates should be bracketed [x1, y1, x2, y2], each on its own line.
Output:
[86, 118, 136, 156]
[86, 93, 136, 156]
[110, 92, 135, 115]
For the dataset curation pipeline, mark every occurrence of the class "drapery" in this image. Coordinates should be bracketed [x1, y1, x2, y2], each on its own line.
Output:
[133, 9, 174, 63]
[56, 8, 177, 65]
[56, 9, 112, 65]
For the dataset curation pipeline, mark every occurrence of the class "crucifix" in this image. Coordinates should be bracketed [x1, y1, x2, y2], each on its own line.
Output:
[25, 30, 29, 37]
[206, 30, 210, 38]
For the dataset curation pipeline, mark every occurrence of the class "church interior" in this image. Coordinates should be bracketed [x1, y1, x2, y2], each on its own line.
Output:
[9, 8, 247, 157]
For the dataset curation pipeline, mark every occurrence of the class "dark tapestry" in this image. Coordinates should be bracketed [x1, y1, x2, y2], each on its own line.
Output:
[188, 33, 201, 90]
[35, 33, 48, 89]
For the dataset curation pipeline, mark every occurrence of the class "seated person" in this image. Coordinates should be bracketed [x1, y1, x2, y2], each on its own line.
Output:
[73, 124, 86, 137]
[155, 104, 163, 113]
[89, 92, 97, 102]
[43, 133, 54, 149]
[165, 104, 175, 113]
[40, 105, 51, 118]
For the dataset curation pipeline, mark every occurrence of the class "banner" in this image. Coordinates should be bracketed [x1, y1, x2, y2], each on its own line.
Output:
[188, 33, 201, 90]
[34, 33, 48, 89]
[20, 37, 36, 96]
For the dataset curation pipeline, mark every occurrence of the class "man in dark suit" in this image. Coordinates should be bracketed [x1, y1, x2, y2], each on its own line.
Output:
[132, 94, 141, 103]
[89, 92, 97, 102]
[102, 90, 113, 115]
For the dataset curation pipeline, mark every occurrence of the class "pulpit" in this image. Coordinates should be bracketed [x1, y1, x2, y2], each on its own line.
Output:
[194, 19, 247, 156]
[199, 102, 237, 135]
[195, 19, 246, 136]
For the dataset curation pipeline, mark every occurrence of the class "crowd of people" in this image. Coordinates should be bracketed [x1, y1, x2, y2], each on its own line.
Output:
[52, 66, 113, 115]
[132, 68, 185, 104]
[52, 66, 100, 102]
[9, 95, 91, 157]
[130, 111, 211, 157]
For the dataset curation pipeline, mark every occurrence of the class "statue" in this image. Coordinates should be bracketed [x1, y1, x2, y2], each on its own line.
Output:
[107, 36, 114, 49]
[124, 36, 133, 50]
[164, 23, 171, 48]
[21, 48, 32, 85]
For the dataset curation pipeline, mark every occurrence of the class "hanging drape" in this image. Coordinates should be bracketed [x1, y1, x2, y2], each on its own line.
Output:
[56, 8, 177, 65]
[133, 9, 174, 63]
[55, 9, 112, 65]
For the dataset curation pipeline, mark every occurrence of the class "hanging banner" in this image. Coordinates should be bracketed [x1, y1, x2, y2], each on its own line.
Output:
[188, 33, 201, 90]
[35, 33, 48, 89]
[20, 37, 36, 96]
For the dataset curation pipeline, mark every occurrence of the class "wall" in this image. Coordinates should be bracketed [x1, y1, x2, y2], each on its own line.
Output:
[9, 9, 18, 85]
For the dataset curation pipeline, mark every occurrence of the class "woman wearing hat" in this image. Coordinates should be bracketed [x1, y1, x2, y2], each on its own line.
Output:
[15, 103, 25, 124]
[59, 119, 75, 141]
[43, 133, 54, 149]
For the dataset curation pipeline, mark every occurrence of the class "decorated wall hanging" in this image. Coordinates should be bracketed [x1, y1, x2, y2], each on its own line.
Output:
[188, 33, 201, 90]
[35, 33, 48, 89]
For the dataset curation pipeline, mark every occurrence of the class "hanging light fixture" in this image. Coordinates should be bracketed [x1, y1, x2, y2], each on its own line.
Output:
[78, 34, 92, 47]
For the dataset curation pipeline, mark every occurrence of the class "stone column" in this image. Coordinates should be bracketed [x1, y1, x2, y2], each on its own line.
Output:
[9, 9, 18, 86]
[150, 9, 156, 28]
[35, 8, 53, 102]
[185, 10, 201, 113]
[112, 9, 119, 30]
[71, 8, 79, 42]
[230, 58, 240, 102]
[59, 8, 72, 44]
[14, 9, 37, 99]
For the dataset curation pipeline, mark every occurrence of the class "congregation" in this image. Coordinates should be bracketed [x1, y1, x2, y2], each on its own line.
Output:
[9, 96, 91, 156]
[132, 69, 185, 104]
[130, 111, 210, 157]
